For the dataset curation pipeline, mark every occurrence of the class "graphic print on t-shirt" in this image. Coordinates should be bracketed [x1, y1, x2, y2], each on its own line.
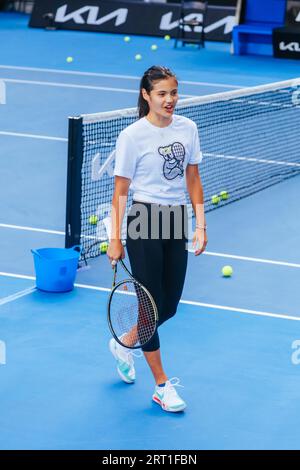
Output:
[158, 142, 185, 180]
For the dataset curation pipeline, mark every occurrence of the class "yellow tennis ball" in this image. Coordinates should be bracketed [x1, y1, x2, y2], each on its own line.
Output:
[220, 190, 229, 200]
[89, 215, 98, 225]
[135, 54, 142, 60]
[222, 265, 233, 277]
[100, 242, 109, 254]
[164, 35, 171, 41]
[211, 195, 220, 205]
[66, 56, 73, 63]
[151, 44, 158, 51]
[124, 36, 131, 42]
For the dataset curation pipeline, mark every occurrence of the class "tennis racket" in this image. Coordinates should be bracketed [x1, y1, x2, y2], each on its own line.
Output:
[107, 259, 158, 349]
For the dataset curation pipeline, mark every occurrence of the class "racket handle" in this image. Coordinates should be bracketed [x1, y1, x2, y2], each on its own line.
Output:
[111, 260, 117, 266]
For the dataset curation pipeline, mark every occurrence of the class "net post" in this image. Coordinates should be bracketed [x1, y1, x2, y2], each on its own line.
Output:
[65, 116, 83, 249]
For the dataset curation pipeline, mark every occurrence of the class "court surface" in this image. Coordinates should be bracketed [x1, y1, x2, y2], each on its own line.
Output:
[0, 12, 300, 450]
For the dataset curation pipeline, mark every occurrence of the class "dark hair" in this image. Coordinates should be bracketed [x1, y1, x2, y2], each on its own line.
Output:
[138, 65, 178, 118]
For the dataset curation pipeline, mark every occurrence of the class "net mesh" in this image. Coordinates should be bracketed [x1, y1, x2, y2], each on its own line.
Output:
[67, 78, 300, 259]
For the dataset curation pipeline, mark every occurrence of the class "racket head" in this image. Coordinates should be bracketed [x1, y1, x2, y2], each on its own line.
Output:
[107, 278, 158, 350]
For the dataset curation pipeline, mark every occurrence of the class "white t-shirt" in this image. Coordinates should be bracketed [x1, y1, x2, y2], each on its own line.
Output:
[114, 115, 202, 205]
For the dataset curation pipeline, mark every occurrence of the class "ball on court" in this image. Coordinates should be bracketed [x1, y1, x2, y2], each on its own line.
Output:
[151, 44, 158, 51]
[66, 56, 73, 63]
[164, 35, 171, 41]
[211, 194, 220, 205]
[88, 215, 98, 225]
[124, 36, 131, 42]
[222, 265, 233, 277]
[135, 54, 142, 60]
[220, 190, 229, 200]
[99, 241, 109, 254]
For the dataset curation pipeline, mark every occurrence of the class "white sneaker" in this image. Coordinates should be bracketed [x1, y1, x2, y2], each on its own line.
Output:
[109, 336, 137, 384]
[152, 377, 186, 412]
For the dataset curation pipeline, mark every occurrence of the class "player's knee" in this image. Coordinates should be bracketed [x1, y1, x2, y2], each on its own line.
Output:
[167, 309, 176, 321]
[159, 308, 176, 325]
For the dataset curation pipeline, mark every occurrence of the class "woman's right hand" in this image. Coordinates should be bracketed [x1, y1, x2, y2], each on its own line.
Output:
[107, 239, 125, 265]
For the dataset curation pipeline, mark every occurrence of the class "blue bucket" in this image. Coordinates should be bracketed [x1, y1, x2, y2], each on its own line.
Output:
[31, 246, 81, 293]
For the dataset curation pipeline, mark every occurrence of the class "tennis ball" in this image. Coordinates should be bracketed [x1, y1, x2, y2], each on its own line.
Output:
[124, 36, 131, 42]
[211, 194, 220, 205]
[151, 44, 158, 51]
[164, 35, 171, 40]
[220, 190, 229, 200]
[66, 56, 73, 63]
[99, 241, 109, 254]
[135, 54, 142, 61]
[222, 265, 233, 277]
[89, 215, 98, 225]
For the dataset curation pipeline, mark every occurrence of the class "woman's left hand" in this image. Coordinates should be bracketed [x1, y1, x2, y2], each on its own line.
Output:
[192, 228, 208, 256]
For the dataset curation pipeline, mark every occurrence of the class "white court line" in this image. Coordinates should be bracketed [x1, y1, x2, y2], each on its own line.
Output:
[0, 271, 298, 322]
[0, 131, 67, 141]
[0, 272, 35, 281]
[0, 65, 244, 89]
[1, 223, 300, 269]
[179, 80, 242, 89]
[0, 223, 65, 235]
[0, 286, 36, 306]
[4, 78, 140, 94]
[3, 78, 193, 98]
[188, 249, 300, 269]
[206, 152, 300, 168]
[180, 299, 300, 322]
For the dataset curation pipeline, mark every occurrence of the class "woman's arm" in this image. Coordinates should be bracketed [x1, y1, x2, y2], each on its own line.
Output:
[186, 164, 208, 256]
[107, 176, 131, 263]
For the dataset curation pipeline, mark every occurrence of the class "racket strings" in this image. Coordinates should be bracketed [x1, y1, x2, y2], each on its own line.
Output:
[110, 281, 157, 348]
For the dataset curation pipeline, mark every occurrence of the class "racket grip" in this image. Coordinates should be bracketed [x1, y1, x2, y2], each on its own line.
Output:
[111, 260, 117, 266]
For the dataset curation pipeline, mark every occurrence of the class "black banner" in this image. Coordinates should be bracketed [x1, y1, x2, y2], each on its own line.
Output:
[286, 0, 300, 28]
[273, 27, 300, 59]
[0, 449, 279, 465]
[29, 0, 236, 42]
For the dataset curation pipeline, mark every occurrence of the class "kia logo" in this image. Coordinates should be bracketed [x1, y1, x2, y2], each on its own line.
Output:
[279, 41, 300, 52]
[55, 5, 128, 26]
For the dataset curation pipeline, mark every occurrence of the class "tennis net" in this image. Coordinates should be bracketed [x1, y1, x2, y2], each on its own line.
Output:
[65, 78, 300, 259]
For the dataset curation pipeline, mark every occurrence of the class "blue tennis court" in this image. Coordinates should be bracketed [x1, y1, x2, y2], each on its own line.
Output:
[1, 10, 300, 450]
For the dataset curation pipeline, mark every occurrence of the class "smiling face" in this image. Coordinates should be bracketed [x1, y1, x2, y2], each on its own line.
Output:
[142, 76, 178, 124]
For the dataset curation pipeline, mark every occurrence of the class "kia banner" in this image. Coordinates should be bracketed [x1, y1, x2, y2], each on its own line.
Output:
[29, 0, 236, 42]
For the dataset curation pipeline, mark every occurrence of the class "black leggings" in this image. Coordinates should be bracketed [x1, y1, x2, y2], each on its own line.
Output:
[126, 201, 188, 352]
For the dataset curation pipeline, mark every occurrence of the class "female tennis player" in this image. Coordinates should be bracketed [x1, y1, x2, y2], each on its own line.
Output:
[107, 65, 207, 412]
